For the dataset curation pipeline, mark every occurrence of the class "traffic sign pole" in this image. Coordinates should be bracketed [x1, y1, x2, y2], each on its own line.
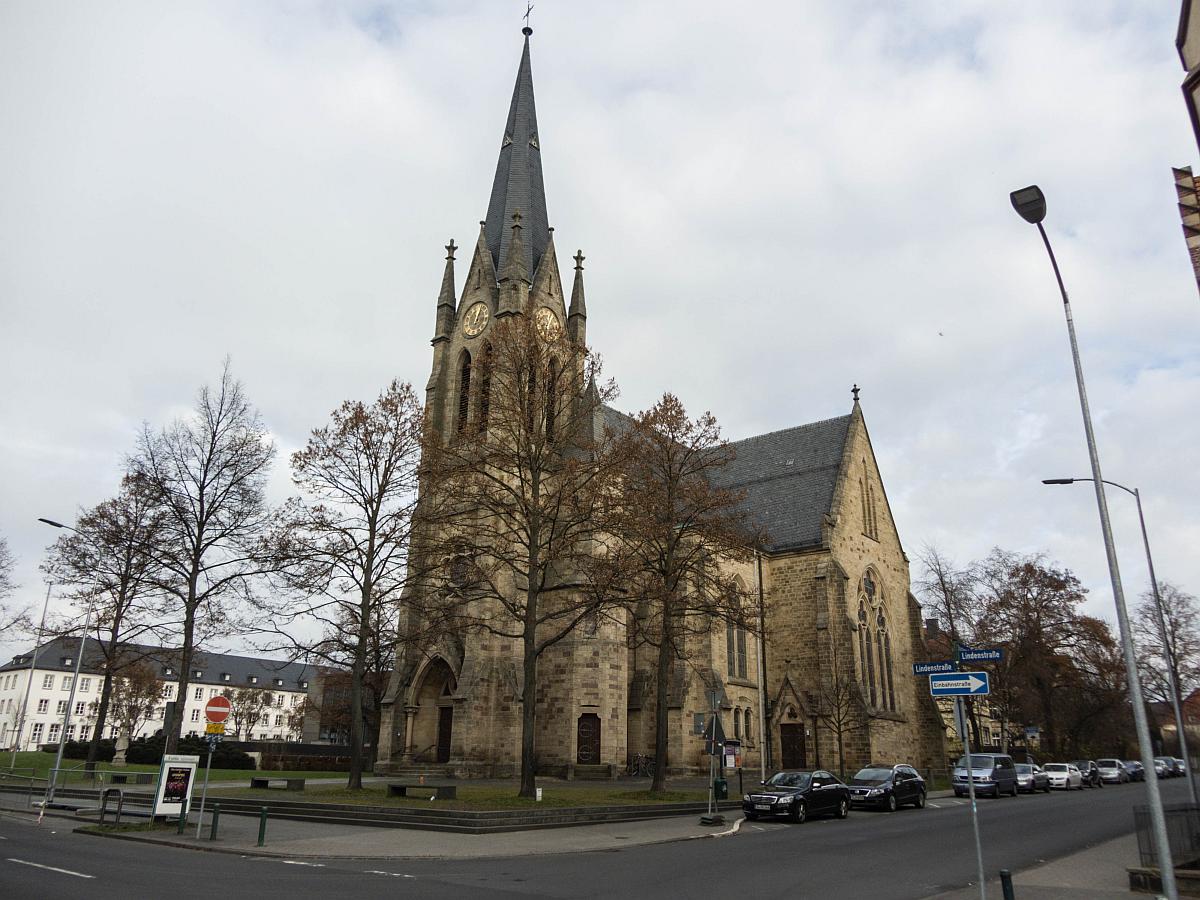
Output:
[196, 696, 231, 839]
[958, 697, 987, 900]
[196, 736, 215, 839]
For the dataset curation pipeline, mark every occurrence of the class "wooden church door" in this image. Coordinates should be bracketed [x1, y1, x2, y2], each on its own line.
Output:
[576, 713, 601, 764]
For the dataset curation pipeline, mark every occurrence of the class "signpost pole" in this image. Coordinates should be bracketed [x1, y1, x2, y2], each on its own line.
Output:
[195, 737, 215, 839]
[959, 697, 987, 900]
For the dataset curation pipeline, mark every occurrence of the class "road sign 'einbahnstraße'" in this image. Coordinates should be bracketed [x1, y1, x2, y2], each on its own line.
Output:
[912, 660, 956, 675]
[957, 647, 1004, 663]
[204, 695, 232, 724]
[929, 671, 991, 696]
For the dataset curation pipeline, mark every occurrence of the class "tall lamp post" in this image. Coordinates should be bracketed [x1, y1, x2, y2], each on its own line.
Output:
[1044, 477, 1198, 806]
[9, 581, 53, 767]
[1012, 185, 1177, 898]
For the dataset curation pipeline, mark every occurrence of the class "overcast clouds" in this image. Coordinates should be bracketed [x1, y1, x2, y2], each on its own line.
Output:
[2, 1, 1197, 658]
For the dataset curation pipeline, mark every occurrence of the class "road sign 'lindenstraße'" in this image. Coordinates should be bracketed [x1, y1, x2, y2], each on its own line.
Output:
[957, 647, 1004, 663]
[929, 671, 991, 697]
[912, 660, 956, 675]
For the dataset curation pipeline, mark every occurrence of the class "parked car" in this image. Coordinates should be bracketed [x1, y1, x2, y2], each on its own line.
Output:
[1153, 757, 1173, 778]
[952, 753, 1019, 798]
[847, 764, 927, 811]
[1096, 759, 1128, 784]
[1015, 763, 1051, 793]
[1123, 760, 1146, 782]
[1071, 759, 1103, 788]
[743, 770, 851, 823]
[1173, 758, 1188, 777]
[1044, 762, 1084, 790]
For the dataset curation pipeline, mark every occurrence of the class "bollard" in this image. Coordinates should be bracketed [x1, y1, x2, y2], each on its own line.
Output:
[209, 804, 220, 841]
[177, 807, 187, 835]
[257, 806, 268, 847]
[999, 869, 1015, 900]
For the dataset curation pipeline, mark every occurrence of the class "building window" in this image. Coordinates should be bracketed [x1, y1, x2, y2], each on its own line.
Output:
[745, 708, 754, 743]
[274, 678, 283, 687]
[31, 723, 44, 743]
[457, 349, 472, 433]
[249, 676, 258, 685]
[222, 673, 231, 682]
[65, 725, 75, 741]
[79, 678, 91, 693]
[48, 723, 60, 742]
[194, 687, 203, 700]
[191, 709, 201, 722]
[733, 708, 742, 739]
[274, 715, 283, 727]
[209, 688, 219, 698]
[61, 676, 72, 691]
[736, 627, 748, 679]
[858, 601, 875, 706]
[37, 699, 48, 714]
[74, 702, 85, 716]
[884, 632, 896, 711]
[56, 700, 67, 715]
[193, 670, 203, 678]
[42, 674, 54, 689]
[726, 625, 736, 677]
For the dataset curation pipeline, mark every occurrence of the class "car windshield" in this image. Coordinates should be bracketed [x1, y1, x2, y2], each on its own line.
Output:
[1016, 765, 1033, 774]
[850, 768, 893, 784]
[1098, 759, 1120, 768]
[766, 772, 811, 789]
[956, 756, 993, 768]
[1071, 760, 1091, 768]
[1044, 764, 1067, 772]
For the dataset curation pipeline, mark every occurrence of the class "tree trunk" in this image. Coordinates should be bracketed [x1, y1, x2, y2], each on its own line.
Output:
[347, 579, 373, 790]
[651, 603, 672, 794]
[86, 669, 115, 772]
[519, 625, 539, 798]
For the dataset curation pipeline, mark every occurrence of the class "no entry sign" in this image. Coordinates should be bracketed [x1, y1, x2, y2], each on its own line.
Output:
[205, 695, 232, 724]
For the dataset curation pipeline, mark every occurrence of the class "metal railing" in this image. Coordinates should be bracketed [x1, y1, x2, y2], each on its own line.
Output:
[1134, 802, 1200, 868]
[0, 771, 49, 808]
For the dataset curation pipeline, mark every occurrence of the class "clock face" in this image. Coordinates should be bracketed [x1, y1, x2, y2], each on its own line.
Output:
[463, 302, 489, 337]
[534, 307, 561, 342]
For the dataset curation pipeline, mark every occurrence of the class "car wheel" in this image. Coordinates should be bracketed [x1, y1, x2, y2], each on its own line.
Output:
[1043, 784, 1051, 793]
[836, 799, 849, 819]
[1010, 782, 1018, 797]
[885, 794, 897, 813]
[745, 812, 758, 821]
[914, 790, 926, 809]
[790, 801, 807, 824]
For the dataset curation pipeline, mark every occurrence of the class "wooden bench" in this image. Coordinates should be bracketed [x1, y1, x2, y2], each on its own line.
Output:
[387, 782, 456, 800]
[109, 773, 153, 785]
[249, 777, 306, 791]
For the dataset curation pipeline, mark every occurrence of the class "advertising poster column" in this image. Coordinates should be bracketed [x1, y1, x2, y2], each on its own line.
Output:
[152, 753, 200, 820]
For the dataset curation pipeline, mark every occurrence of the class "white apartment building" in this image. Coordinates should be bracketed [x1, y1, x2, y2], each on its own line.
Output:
[0, 637, 316, 751]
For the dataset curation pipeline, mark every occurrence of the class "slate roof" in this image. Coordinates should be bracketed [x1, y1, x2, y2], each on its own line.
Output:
[714, 415, 853, 553]
[484, 30, 550, 279]
[0, 636, 316, 689]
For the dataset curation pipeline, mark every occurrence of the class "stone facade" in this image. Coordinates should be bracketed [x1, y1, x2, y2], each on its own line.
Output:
[374, 30, 945, 779]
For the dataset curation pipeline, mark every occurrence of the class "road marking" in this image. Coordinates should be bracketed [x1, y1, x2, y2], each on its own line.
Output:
[7, 858, 95, 879]
[365, 870, 416, 878]
[280, 860, 325, 867]
[928, 803, 942, 809]
[713, 817, 744, 837]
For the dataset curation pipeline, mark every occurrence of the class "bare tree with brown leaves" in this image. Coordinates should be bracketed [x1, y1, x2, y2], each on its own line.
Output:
[0, 534, 28, 635]
[260, 379, 424, 788]
[110, 662, 163, 745]
[605, 394, 756, 793]
[220, 687, 272, 741]
[41, 474, 170, 771]
[130, 361, 276, 753]
[419, 314, 625, 798]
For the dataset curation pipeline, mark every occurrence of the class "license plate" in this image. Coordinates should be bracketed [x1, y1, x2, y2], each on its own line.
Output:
[754, 804, 771, 810]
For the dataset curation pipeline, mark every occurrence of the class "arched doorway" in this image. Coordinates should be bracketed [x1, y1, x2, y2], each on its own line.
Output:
[576, 713, 601, 765]
[411, 658, 456, 764]
[779, 705, 806, 769]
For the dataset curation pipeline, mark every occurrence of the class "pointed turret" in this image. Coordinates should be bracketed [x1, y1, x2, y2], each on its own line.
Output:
[567, 249, 587, 345]
[432, 239, 457, 344]
[497, 210, 530, 316]
[484, 28, 549, 278]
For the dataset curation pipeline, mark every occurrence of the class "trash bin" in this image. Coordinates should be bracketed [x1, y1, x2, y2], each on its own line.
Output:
[713, 777, 728, 800]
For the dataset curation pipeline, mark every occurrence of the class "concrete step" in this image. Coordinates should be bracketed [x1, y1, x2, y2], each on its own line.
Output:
[572, 765, 616, 781]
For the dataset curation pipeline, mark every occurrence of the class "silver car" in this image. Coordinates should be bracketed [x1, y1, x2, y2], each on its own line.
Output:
[1097, 758, 1128, 784]
[1015, 763, 1050, 793]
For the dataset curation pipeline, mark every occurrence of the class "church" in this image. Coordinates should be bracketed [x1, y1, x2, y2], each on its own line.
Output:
[375, 28, 946, 779]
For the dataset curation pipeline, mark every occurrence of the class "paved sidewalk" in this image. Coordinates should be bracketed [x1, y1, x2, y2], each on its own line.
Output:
[926, 831, 1141, 899]
[74, 806, 741, 859]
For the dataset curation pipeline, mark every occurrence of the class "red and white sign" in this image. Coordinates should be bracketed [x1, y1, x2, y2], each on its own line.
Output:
[205, 696, 232, 724]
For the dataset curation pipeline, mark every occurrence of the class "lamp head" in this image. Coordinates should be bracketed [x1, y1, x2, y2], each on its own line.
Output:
[1010, 185, 1046, 224]
[37, 517, 66, 528]
[1041, 479, 1074, 485]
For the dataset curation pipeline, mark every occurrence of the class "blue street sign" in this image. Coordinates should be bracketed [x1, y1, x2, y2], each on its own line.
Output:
[957, 646, 1004, 663]
[929, 671, 990, 697]
[912, 660, 957, 675]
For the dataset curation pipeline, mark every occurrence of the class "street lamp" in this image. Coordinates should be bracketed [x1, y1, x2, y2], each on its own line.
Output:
[1043, 477, 1198, 805]
[37, 517, 94, 805]
[1013, 185, 1178, 898]
[9, 582, 53, 768]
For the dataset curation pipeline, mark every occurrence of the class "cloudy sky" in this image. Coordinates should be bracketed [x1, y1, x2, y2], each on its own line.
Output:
[2, 1, 1197, 659]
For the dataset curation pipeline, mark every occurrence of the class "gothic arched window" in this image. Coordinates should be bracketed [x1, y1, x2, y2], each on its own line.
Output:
[858, 601, 875, 706]
[726, 624, 736, 677]
[884, 631, 896, 711]
[545, 358, 558, 443]
[456, 350, 472, 434]
[877, 612, 894, 711]
[477, 343, 493, 433]
[745, 708, 753, 744]
[733, 708, 742, 739]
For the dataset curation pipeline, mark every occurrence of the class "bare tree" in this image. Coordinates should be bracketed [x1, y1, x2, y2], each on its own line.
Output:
[1134, 582, 1200, 707]
[262, 380, 423, 788]
[41, 474, 169, 771]
[420, 314, 625, 798]
[130, 361, 276, 753]
[813, 630, 863, 779]
[110, 663, 163, 744]
[605, 393, 756, 793]
[0, 534, 29, 634]
[220, 687, 272, 741]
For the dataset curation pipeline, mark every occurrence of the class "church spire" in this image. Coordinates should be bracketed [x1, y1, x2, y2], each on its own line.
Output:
[432, 238, 457, 344]
[484, 28, 549, 279]
[568, 249, 587, 344]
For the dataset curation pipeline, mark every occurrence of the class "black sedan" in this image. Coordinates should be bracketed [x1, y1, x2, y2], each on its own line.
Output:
[743, 770, 851, 824]
[847, 764, 927, 811]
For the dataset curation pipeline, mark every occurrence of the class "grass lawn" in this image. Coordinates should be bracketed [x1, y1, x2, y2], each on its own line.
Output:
[211, 784, 709, 810]
[0, 751, 348, 784]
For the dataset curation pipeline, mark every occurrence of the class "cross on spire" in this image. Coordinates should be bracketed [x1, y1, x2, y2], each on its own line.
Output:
[523, 2, 534, 33]
[445, 238, 457, 260]
[574, 250, 585, 271]
[852, 384, 860, 402]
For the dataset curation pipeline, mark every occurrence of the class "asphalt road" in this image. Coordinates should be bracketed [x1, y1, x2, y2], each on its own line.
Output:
[0, 778, 1189, 899]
